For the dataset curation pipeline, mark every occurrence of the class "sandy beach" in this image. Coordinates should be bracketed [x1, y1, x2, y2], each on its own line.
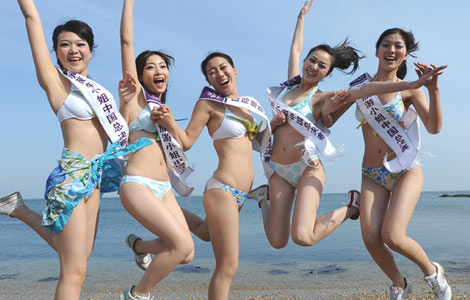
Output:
[1, 194, 468, 300]
[2, 263, 469, 299]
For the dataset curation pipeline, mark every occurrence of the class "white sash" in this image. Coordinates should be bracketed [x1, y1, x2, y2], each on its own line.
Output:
[267, 76, 341, 162]
[350, 73, 420, 173]
[58, 67, 129, 146]
[143, 89, 194, 197]
[198, 87, 273, 178]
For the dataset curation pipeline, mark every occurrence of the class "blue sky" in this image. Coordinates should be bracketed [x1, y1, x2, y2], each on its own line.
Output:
[1, 1, 468, 198]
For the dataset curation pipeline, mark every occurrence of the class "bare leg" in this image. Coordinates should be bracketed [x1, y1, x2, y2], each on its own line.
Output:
[204, 189, 239, 300]
[9, 203, 57, 251]
[120, 183, 194, 296]
[262, 172, 295, 249]
[291, 164, 357, 246]
[182, 208, 210, 242]
[360, 175, 405, 289]
[133, 207, 209, 253]
[382, 166, 436, 276]
[54, 189, 101, 300]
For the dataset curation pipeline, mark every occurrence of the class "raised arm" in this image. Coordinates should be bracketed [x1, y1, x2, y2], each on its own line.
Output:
[288, 0, 313, 79]
[152, 100, 212, 151]
[409, 63, 444, 134]
[321, 64, 447, 127]
[18, 0, 62, 102]
[120, 0, 139, 85]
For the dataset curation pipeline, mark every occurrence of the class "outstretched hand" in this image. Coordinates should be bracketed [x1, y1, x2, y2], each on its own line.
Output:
[299, 0, 313, 19]
[321, 89, 351, 116]
[118, 71, 137, 103]
[412, 62, 447, 90]
[150, 105, 175, 128]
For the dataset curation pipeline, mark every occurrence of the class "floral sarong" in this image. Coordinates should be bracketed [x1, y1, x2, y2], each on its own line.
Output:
[42, 138, 152, 233]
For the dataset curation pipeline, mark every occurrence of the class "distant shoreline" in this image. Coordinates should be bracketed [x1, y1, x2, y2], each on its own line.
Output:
[439, 193, 470, 198]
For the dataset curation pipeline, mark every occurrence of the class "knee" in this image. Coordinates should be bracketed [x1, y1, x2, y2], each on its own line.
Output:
[268, 236, 288, 249]
[181, 248, 195, 264]
[60, 261, 87, 286]
[216, 259, 238, 279]
[381, 228, 405, 251]
[362, 229, 383, 251]
[172, 239, 194, 264]
[291, 229, 316, 247]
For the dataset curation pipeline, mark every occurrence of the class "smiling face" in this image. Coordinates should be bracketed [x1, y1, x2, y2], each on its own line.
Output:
[139, 54, 170, 98]
[204, 56, 238, 97]
[376, 32, 408, 72]
[55, 31, 92, 76]
[302, 49, 333, 84]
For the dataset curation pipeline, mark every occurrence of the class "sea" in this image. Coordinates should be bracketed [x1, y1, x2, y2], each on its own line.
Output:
[0, 191, 469, 299]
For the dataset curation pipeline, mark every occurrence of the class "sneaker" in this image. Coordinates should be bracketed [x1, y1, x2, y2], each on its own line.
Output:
[389, 277, 412, 300]
[424, 262, 452, 300]
[347, 190, 360, 220]
[126, 234, 152, 271]
[247, 184, 269, 208]
[0, 192, 24, 216]
[120, 285, 154, 300]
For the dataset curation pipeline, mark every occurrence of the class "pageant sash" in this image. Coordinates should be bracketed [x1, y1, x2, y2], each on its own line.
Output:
[267, 76, 341, 161]
[143, 89, 194, 197]
[350, 73, 420, 172]
[58, 67, 129, 147]
[198, 87, 273, 178]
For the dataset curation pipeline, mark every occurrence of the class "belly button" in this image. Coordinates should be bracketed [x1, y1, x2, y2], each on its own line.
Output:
[378, 149, 382, 154]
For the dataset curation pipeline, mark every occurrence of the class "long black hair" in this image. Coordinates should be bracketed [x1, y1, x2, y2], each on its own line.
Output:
[305, 39, 363, 75]
[376, 28, 419, 79]
[135, 50, 174, 104]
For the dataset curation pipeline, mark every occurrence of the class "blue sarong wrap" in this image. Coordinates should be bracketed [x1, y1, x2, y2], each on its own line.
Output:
[42, 137, 152, 233]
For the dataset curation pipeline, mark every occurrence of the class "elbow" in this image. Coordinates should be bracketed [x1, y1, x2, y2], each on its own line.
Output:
[427, 124, 442, 135]
[120, 38, 131, 47]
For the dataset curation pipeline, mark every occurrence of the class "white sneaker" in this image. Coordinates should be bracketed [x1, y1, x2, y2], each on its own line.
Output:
[0, 192, 24, 216]
[126, 234, 152, 270]
[424, 262, 452, 300]
[120, 285, 154, 300]
[347, 190, 360, 220]
[389, 277, 412, 300]
[247, 185, 269, 208]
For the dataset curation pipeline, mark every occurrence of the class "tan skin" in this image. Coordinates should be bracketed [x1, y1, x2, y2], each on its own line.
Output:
[151, 55, 255, 300]
[5, 1, 118, 299]
[322, 31, 446, 291]
[258, 1, 444, 251]
[117, 0, 194, 297]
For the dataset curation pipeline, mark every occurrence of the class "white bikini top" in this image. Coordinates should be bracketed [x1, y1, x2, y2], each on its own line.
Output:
[56, 84, 95, 122]
[211, 106, 251, 140]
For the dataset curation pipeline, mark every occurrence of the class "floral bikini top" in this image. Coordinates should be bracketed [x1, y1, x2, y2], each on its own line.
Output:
[356, 92, 406, 134]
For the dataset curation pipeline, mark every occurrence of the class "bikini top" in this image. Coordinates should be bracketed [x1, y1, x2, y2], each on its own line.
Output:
[211, 106, 260, 140]
[278, 84, 319, 124]
[355, 92, 406, 128]
[129, 106, 157, 133]
[56, 84, 95, 122]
